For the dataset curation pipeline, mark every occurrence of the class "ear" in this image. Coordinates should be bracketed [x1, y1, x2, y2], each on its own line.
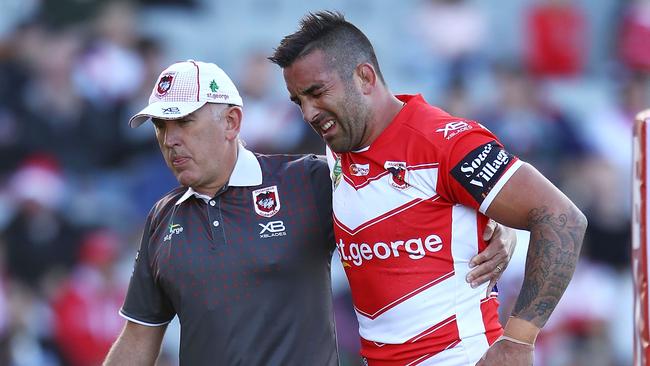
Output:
[355, 63, 377, 95]
[224, 106, 243, 140]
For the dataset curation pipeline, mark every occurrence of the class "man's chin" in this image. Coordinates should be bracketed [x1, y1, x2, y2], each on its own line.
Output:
[326, 141, 352, 154]
[175, 172, 196, 188]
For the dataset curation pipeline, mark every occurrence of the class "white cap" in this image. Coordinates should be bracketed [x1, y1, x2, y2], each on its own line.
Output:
[129, 60, 243, 128]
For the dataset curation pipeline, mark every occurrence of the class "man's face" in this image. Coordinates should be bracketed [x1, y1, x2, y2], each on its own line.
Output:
[152, 104, 230, 193]
[283, 49, 372, 152]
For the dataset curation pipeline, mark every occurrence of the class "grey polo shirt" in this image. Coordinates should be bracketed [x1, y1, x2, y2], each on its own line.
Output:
[120, 145, 338, 366]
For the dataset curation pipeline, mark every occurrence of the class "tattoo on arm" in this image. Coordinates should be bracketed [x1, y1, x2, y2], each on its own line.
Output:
[512, 206, 586, 328]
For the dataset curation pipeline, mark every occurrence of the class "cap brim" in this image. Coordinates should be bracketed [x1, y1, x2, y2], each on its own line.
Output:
[129, 101, 207, 128]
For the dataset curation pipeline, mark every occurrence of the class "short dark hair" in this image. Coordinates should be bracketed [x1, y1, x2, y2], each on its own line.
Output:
[269, 10, 384, 83]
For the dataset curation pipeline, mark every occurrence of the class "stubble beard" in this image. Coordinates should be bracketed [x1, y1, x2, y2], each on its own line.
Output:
[330, 88, 372, 153]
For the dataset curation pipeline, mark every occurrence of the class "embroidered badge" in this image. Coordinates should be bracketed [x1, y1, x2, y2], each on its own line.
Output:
[252, 185, 281, 218]
[384, 161, 409, 189]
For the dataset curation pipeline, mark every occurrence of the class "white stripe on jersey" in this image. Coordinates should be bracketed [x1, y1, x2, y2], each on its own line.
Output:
[414, 334, 490, 366]
[479, 159, 524, 213]
[451, 205, 491, 348]
[355, 271, 456, 344]
[353, 205, 493, 345]
[333, 166, 439, 233]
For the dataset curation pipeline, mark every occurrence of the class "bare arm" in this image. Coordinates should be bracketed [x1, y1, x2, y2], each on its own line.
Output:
[104, 321, 167, 366]
[486, 163, 587, 328]
[477, 163, 587, 365]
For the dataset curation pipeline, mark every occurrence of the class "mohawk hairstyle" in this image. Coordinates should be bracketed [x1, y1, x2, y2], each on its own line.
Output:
[269, 10, 384, 83]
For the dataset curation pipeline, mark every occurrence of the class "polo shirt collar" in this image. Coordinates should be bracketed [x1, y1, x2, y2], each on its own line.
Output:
[175, 143, 262, 205]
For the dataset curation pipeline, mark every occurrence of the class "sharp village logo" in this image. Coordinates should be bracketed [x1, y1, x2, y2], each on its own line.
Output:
[252, 186, 281, 218]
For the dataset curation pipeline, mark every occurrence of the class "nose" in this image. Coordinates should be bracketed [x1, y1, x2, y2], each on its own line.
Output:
[301, 101, 320, 125]
[162, 122, 182, 148]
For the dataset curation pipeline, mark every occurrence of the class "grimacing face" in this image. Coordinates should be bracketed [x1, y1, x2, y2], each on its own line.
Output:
[282, 49, 372, 152]
[152, 103, 231, 194]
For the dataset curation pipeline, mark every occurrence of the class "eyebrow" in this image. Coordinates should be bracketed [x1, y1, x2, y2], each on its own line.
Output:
[301, 83, 323, 96]
[290, 83, 324, 102]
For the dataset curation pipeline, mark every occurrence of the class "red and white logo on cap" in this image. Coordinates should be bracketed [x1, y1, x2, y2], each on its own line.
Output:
[156, 72, 177, 97]
[252, 185, 281, 218]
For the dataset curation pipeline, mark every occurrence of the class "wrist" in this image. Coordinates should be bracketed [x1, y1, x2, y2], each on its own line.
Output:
[503, 316, 540, 345]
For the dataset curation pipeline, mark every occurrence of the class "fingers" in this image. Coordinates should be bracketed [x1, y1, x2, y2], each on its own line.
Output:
[469, 235, 508, 269]
[466, 259, 504, 288]
[469, 250, 489, 269]
[483, 218, 497, 240]
[468, 221, 514, 287]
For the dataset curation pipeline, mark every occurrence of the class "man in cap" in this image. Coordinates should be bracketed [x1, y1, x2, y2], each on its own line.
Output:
[103, 60, 515, 365]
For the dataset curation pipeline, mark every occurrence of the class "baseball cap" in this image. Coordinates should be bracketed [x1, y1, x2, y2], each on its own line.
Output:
[129, 59, 243, 128]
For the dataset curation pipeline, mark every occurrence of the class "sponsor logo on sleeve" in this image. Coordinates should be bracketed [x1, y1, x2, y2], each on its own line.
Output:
[450, 141, 513, 203]
[252, 186, 281, 218]
[436, 121, 472, 140]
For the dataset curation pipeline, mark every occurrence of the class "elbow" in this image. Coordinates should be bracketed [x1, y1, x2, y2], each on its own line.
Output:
[574, 206, 588, 233]
[570, 206, 588, 251]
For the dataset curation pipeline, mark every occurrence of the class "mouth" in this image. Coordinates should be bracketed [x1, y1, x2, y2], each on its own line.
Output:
[171, 156, 190, 167]
[318, 119, 336, 138]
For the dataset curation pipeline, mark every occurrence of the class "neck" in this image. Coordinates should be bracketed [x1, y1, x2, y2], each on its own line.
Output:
[193, 142, 238, 197]
[362, 91, 404, 147]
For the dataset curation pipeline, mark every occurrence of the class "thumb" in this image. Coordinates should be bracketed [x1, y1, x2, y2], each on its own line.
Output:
[483, 219, 497, 241]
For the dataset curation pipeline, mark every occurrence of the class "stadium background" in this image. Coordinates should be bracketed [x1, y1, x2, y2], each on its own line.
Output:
[0, 0, 644, 365]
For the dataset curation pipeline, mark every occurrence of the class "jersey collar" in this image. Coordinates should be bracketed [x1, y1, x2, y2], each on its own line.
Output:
[175, 143, 262, 205]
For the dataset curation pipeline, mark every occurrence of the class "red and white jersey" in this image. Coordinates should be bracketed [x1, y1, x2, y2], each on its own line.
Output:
[326, 95, 523, 366]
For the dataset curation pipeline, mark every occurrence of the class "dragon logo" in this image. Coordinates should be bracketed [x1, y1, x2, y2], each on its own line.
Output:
[252, 186, 281, 217]
[156, 72, 176, 96]
[384, 161, 409, 189]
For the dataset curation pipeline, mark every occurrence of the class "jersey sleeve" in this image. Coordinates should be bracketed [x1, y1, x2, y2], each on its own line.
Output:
[119, 207, 175, 326]
[435, 121, 524, 214]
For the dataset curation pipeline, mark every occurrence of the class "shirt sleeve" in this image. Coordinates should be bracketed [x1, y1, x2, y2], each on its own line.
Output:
[119, 208, 175, 326]
[436, 121, 523, 214]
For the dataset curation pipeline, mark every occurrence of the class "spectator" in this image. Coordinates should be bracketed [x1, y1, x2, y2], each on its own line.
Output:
[410, 0, 488, 94]
[2, 155, 80, 288]
[236, 50, 315, 153]
[475, 63, 585, 181]
[525, 0, 587, 78]
[618, 0, 650, 74]
[52, 229, 126, 366]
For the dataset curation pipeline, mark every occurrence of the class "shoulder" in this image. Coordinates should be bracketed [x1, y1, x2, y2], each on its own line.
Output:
[401, 103, 498, 151]
[149, 186, 186, 220]
[256, 153, 327, 176]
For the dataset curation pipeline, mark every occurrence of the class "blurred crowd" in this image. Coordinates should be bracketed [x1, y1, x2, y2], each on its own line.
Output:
[0, 0, 646, 365]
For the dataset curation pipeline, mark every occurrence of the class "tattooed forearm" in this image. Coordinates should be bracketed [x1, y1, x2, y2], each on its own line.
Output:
[512, 206, 587, 328]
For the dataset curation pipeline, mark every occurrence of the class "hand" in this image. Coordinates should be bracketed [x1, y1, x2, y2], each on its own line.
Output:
[475, 338, 534, 366]
[466, 219, 517, 295]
